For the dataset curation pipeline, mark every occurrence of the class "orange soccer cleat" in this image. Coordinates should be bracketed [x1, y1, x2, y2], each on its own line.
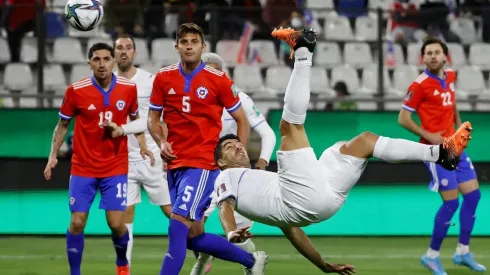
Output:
[436, 121, 473, 170]
[116, 264, 130, 275]
[271, 27, 317, 59]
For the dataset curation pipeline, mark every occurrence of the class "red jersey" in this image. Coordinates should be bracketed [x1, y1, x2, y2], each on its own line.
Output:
[149, 63, 241, 170]
[59, 75, 139, 177]
[402, 69, 457, 144]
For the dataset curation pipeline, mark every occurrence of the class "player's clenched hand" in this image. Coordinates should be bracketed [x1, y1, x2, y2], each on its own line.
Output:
[227, 226, 254, 243]
[322, 263, 356, 274]
[160, 141, 177, 162]
[140, 146, 155, 166]
[44, 157, 58, 180]
[102, 121, 124, 138]
[255, 158, 268, 170]
[423, 131, 445, 145]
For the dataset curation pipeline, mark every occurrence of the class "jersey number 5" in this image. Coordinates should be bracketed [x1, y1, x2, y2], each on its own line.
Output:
[182, 96, 191, 113]
[99, 111, 113, 124]
[441, 92, 453, 106]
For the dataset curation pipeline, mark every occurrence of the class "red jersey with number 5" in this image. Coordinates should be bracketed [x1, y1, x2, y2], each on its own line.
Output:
[149, 62, 241, 170]
[402, 69, 457, 144]
[59, 75, 139, 177]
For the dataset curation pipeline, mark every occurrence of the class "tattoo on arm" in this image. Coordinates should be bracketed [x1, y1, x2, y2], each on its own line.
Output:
[50, 119, 69, 158]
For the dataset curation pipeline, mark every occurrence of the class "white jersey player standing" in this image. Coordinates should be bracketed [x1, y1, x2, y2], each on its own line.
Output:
[190, 53, 277, 275]
[111, 35, 172, 270]
[214, 28, 472, 274]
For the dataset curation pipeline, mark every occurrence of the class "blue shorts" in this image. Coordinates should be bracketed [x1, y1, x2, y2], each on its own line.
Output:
[168, 168, 220, 221]
[424, 151, 477, 192]
[68, 174, 128, 212]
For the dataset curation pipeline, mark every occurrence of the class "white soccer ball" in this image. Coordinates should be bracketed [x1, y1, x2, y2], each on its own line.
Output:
[65, 0, 104, 32]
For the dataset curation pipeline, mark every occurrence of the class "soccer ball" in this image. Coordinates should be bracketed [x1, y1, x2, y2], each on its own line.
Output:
[65, 0, 104, 32]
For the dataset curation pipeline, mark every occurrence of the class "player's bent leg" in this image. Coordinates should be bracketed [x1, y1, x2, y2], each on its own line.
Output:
[67, 175, 97, 275]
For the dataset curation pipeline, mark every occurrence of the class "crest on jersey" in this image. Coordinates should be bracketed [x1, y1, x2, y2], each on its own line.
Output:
[405, 91, 412, 101]
[196, 86, 209, 99]
[232, 84, 238, 98]
[449, 82, 455, 92]
[116, 100, 126, 111]
[217, 183, 227, 196]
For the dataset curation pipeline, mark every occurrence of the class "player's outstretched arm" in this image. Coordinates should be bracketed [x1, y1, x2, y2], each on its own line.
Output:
[44, 119, 70, 180]
[218, 197, 253, 243]
[280, 227, 355, 274]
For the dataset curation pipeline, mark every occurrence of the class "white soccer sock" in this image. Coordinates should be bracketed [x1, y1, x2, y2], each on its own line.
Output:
[282, 47, 313, 125]
[373, 136, 440, 163]
[456, 243, 470, 255]
[427, 248, 440, 258]
[126, 223, 133, 266]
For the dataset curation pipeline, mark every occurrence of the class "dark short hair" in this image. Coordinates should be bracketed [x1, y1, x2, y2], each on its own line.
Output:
[420, 37, 448, 56]
[88, 43, 115, 59]
[214, 134, 241, 166]
[176, 23, 205, 45]
[113, 34, 136, 51]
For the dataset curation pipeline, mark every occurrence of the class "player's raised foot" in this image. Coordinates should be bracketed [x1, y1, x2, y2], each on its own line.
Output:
[271, 27, 317, 59]
[436, 121, 473, 171]
[116, 264, 130, 275]
[453, 252, 487, 272]
[190, 254, 214, 275]
[245, 251, 269, 275]
[421, 254, 448, 275]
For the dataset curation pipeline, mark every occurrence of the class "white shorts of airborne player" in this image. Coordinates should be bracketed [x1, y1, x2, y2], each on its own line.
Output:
[127, 157, 171, 206]
[277, 142, 367, 224]
[205, 193, 254, 229]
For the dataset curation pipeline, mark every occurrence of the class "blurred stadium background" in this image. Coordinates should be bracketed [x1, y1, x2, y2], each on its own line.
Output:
[1, 0, 490, 274]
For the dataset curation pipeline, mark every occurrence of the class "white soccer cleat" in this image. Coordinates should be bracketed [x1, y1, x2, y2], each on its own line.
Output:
[190, 253, 213, 275]
[235, 239, 257, 275]
[245, 251, 269, 275]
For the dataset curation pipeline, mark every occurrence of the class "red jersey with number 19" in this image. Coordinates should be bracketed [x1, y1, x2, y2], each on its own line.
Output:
[149, 62, 241, 170]
[402, 69, 457, 144]
[59, 75, 139, 177]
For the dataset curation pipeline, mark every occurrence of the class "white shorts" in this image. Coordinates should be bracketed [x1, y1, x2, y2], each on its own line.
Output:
[205, 193, 254, 229]
[127, 159, 171, 206]
[277, 143, 367, 224]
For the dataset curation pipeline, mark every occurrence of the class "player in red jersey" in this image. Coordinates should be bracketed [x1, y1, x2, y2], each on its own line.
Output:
[148, 23, 268, 275]
[399, 37, 485, 275]
[43, 43, 153, 275]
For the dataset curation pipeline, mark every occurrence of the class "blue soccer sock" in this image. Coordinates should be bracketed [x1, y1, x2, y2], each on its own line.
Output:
[188, 233, 255, 269]
[160, 219, 189, 275]
[459, 189, 481, 246]
[111, 229, 129, 266]
[430, 199, 459, 252]
[66, 230, 84, 275]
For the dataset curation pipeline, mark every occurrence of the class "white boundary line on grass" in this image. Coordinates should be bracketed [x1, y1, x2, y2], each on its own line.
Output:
[0, 253, 489, 260]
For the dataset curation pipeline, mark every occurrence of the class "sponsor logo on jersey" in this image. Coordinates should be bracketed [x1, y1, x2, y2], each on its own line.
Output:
[116, 100, 126, 111]
[179, 203, 187, 211]
[218, 183, 227, 196]
[168, 88, 176, 95]
[196, 86, 209, 99]
[88, 104, 96, 110]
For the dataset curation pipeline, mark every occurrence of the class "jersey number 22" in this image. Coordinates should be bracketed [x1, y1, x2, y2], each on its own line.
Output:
[441, 92, 453, 106]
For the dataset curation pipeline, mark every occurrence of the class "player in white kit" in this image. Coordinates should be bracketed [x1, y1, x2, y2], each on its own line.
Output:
[190, 53, 277, 275]
[111, 35, 172, 270]
[213, 28, 472, 274]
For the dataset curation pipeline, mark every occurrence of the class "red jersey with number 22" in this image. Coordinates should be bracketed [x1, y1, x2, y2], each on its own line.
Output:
[402, 69, 456, 144]
[59, 75, 139, 177]
[149, 63, 241, 170]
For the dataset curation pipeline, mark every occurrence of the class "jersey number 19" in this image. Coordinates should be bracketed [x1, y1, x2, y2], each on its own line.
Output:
[99, 111, 113, 125]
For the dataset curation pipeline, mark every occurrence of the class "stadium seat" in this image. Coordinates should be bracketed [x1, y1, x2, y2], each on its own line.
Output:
[151, 38, 180, 65]
[70, 64, 92, 83]
[265, 66, 292, 94]
[469, 43, 490, 70]
[360, 64, 391, 95]
[391, 65, 420, 96]
[53, 38, 85, 64]
[406, 43, 424, 69]
[456, 65, 486, 96]
[87, 37, 112, 50]
[0, 97, 15, 108]
[233, 65, 265, 94]
[133, 38, 150, 65]
[3, 63, 34, 92]
[20, 38, 38, 63]
[0, 38, 11, 63]
[52, 98, 64, 108]
[19, 97, 38, 108]
[44, 64, 67, 91]
[381, 42, 405, 67]
[330, 64, 360, 93]
[310, 67, 329, 94]
[248, 40, 278, 67]
[446, 43, 466, 69]
[313, 42, 342, 68]
[139, 62, 162, 75]
[369, 0, 393, 11]
[344, 42, 372, 69]
[476, 92, 490, 111]
[355, 15, 378, 41]
[216, 40, 241, 67]
[450, 17, 478, 45]
[324, 16, 354, 41]
[306, 0, 334, 19]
